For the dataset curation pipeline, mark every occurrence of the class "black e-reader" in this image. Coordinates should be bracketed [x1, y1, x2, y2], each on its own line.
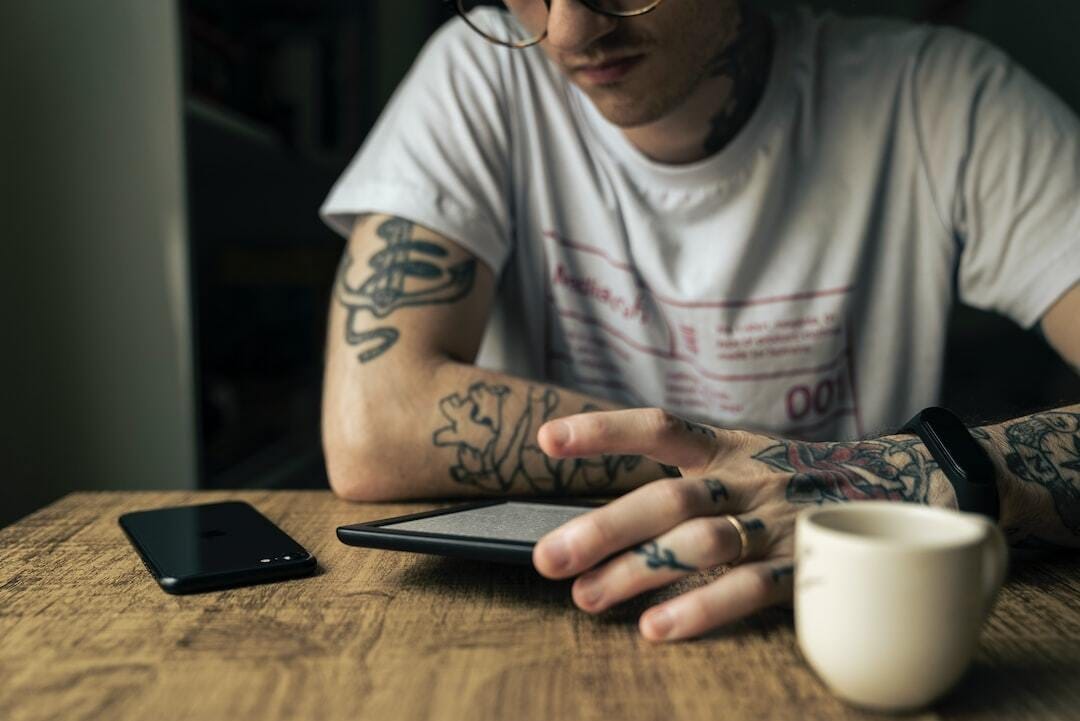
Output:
[336, 500, 599, 565]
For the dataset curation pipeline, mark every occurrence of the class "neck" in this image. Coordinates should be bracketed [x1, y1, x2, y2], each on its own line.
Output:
[622, 5, 774, 165]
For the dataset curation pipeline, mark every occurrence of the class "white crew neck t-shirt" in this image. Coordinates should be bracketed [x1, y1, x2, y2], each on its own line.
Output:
[322, 8, 1080, 441]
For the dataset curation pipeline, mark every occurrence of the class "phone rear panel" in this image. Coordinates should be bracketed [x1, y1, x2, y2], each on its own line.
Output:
[119, 501, 315, 593]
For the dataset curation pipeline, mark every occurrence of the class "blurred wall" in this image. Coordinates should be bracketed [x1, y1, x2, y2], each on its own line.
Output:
[0, 0, 197, 526]
[959, 0, 1080, 114]
[373, 2, 445, 113]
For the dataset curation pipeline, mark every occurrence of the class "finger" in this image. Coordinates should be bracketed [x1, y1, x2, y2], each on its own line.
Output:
[537, 408, 723, 470]
[571, 514, 773, 613]
[533, 475, 744, 579]
[638, 558, 795, 642]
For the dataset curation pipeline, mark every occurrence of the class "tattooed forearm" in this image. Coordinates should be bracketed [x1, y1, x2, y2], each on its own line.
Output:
[754, 438, 940, 505]
[635, 542, 696, 572]
[336, 217, 477, 363]
[431, 382, 643, 493]
[996, 411, 1080, 537]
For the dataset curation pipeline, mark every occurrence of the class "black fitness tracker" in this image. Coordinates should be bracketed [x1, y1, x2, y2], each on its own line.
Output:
[900, 407, 999, 520]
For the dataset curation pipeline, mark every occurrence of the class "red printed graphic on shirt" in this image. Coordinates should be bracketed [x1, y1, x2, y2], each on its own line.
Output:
[543, 230, 864, 440]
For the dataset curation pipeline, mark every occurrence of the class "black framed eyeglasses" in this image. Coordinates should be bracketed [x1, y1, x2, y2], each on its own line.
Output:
[447, 0, 665, 49]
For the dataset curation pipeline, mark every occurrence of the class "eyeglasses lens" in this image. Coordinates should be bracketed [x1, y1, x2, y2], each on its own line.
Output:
[457, 0, 662, 47]
[457, 1, 546, 47]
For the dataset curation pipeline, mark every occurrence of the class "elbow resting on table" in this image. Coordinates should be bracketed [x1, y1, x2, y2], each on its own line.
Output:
[323, 431, 421, 502]
[323, 355, 458, 501]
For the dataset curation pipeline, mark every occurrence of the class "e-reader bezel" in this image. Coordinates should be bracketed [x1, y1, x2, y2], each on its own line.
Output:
[336, 500, 601, 565]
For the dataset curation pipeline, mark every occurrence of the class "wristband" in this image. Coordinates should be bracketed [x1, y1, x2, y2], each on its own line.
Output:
[900, 407, 999, 520]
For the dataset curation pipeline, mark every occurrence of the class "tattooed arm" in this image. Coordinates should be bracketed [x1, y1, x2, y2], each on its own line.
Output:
[322, 214, 672, 501]
[986, 284, 1080, 547]
[528, 401, 1079, 641]
[975, 405, 1080, 551]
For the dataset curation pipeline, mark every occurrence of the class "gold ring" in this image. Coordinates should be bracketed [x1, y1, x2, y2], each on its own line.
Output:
[725, 515, 750, 565]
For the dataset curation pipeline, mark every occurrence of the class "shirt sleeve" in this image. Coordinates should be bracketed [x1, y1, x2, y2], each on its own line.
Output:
[914, 29, 1080, 328]
[320, 17, 513, 276]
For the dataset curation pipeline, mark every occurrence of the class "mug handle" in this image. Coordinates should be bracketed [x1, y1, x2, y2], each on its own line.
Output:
[977, 518, 1009, 617]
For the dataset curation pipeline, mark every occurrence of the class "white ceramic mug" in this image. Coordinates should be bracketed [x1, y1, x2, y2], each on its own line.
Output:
[794, 502, 1008, 712]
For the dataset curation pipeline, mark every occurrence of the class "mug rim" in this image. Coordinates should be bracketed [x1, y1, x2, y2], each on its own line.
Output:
[798, 502, 990, 551]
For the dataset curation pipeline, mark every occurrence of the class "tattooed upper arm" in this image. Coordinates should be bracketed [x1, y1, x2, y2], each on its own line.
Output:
[332, 215, 494, 364]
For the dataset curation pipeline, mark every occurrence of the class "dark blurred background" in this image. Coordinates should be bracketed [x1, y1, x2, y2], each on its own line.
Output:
[2, 0, 1078, 527]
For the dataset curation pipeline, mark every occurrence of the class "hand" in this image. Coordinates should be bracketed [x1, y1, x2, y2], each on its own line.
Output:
[532, 409, 957, 641]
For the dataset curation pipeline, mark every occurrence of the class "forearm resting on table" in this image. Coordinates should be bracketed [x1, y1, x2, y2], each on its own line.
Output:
[323, 212, 672, 501]
[323, 357, 671, 501]
[975, 403, 1080, 551]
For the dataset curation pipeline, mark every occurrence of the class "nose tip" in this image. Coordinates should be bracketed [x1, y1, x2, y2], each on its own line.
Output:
[543, 0, 617, 53]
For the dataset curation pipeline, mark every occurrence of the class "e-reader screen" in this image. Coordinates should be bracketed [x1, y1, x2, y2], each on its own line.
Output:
[336, 501, 598, 565]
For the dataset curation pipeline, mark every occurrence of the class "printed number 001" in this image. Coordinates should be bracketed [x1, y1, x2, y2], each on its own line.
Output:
[786, 374, 846, 422]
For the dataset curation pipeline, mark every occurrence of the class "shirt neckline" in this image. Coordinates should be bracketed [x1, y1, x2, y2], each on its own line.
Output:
[568, 9, 798, 193]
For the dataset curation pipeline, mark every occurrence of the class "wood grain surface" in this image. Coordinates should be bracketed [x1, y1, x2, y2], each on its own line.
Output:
[1, 491, 1078, 721]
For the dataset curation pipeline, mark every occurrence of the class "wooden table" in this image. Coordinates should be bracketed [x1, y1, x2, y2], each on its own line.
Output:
[2, 491, 1079, 721]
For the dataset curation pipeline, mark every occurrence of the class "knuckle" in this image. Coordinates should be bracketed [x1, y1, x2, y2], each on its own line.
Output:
[716, 428, 753, 457]
[575, 412, 605, 439]
[648, 408, 682, 439]
[745, 566, 774, 601]
[683, 594, 711, 629]
[583, 512, 618, 549]
[654, 478, 695, 517]
[693, 517, 729, 560]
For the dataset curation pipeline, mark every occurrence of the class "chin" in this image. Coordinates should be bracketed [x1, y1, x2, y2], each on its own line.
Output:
[588, 91, 670, 129]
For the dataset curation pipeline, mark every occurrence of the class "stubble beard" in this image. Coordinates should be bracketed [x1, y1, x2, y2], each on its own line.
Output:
[573, 18, 740, 129]
[585, 57, 714, 129]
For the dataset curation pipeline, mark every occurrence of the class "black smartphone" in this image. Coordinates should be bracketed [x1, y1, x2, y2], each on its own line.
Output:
[119, 501, 316, 594]
[337, 500, 599, 565]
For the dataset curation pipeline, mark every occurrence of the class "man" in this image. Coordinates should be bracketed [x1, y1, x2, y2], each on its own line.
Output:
[320, 0, 1080, 641]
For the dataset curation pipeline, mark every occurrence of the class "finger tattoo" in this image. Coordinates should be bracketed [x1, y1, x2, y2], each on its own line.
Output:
[704, 478, 729, 503]
[635, 541, 697, 572]
[682, 419, 717, 439]
[742, 518, 765, 532]
[770, 564, 795, 584]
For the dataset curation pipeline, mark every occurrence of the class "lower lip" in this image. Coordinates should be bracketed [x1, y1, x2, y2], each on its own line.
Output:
[577, 55, 644, 85]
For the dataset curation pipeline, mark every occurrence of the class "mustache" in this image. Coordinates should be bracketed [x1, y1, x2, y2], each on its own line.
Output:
[559, 30, 653, 66]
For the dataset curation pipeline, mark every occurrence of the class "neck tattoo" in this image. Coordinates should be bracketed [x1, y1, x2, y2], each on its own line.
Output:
[703, 6, 775, 156]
